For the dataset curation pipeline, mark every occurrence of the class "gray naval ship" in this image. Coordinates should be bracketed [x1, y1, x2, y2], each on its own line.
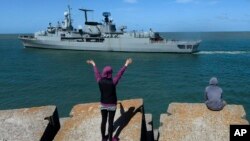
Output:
[19, 6, 201, 53]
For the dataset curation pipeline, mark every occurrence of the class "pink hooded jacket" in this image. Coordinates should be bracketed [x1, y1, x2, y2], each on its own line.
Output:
[93, 65, 127, 85]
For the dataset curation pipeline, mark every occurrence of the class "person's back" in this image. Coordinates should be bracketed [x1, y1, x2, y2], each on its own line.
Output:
[204, 77, 226, 111]
[98, 77, 117, 104]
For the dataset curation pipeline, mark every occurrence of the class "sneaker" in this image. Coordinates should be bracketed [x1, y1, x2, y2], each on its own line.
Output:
[112, 137, 119, 141]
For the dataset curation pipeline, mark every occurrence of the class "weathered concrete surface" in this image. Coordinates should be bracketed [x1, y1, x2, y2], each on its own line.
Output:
[145, 114, 153, 132]
[153, 129, 159, 141]
[0, 105, 60, 141]
[158, 103, 249, 141]
[54, 99, 145, 141]
[145, 114, 154, 141]
[59, 117, 70, 127]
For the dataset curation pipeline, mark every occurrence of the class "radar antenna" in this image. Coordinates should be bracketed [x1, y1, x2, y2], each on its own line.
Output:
[79, 9, 94, 23]
[102, 12, 111, 23]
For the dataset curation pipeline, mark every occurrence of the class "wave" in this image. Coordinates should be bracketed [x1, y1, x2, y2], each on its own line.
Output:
[195, 51, 250, 55]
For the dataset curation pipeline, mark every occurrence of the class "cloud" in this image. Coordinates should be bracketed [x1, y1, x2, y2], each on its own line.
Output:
[208, 0, 219, 5]
[244, 14, 250, 17]
[124, 0, 138, 3]
[175, 0, 194, 3]
[175, 0, 219, 4]
[216, 13, 231, 21]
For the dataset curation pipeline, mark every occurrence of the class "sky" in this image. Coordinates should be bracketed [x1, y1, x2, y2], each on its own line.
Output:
[0, 0, 250, 33]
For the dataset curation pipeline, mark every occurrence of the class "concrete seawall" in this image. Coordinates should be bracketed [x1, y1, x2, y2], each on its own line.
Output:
[54, 99, 147, 141]
[0, 105, 60, 141]
[158, 103, 249, 141]
[0, 99, 249, 141]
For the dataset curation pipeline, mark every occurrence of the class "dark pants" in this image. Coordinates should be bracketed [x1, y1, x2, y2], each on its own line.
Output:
[101, 110, 116, 141]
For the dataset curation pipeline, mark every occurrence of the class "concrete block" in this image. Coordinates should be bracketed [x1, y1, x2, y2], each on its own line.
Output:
[153, 129, 159, 141]
[54, 99, 144, 141]
[59, 117, 70, 127]
[145, 114, 154, 141]
[158, 103, 249, 141]
[0, 105, 60, 141]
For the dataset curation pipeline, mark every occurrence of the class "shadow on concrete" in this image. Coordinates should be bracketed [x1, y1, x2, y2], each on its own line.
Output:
[113, 103, 143, 139]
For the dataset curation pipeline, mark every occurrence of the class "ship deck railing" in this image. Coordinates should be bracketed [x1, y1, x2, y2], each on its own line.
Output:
[61, 37, 105, 42]
[18, 35, 35, 39]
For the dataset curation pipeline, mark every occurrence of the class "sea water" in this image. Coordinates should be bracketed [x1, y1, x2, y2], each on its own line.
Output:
[0, 32, 250, 127]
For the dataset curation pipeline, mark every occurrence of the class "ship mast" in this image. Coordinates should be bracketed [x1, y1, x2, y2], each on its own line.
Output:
[67, 5, 73, 31]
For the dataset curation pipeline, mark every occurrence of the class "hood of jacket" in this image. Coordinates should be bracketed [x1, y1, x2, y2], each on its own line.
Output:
[209, 77, 218, 85]
[102, 66, 113, 78]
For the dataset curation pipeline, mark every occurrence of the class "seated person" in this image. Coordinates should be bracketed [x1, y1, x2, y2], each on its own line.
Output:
[204, 77, 226, 111]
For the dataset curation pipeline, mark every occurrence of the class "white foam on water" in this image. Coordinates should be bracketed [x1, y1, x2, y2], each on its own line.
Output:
[195, 51, 250, 55]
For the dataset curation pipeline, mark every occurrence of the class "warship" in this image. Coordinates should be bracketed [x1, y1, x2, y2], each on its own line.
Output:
[19, 6, 201, 53]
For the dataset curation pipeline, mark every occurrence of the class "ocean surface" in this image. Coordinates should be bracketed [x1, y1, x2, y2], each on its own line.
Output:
[0, 32, 250, 127]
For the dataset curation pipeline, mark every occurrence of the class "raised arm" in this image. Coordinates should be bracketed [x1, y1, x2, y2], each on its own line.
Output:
[113, 58, 132, 85]
[86, 60, 101, 82]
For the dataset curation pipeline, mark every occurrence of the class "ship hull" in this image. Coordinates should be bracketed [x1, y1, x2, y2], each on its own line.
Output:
[19, 37, 200, 53]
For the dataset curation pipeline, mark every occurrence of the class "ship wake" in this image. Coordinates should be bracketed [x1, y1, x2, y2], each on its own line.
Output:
[195, 51, 250, 55]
